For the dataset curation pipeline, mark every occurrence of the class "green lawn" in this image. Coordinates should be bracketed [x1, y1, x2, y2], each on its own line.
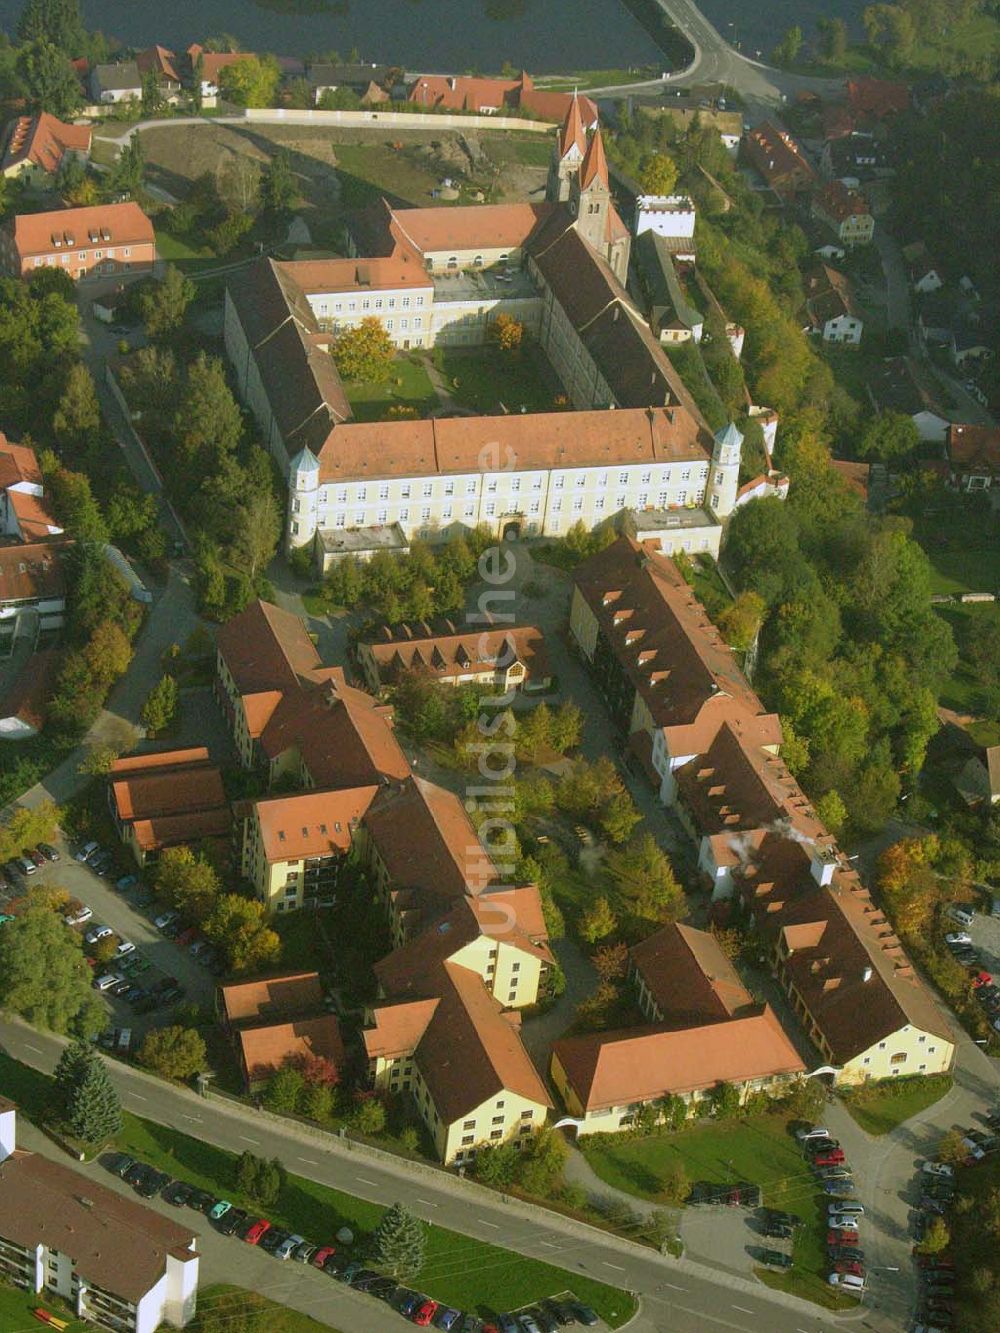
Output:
[195, 1284, 342, 1332]
[581, 1113, 854, 1311]
[0, 1279, 86, 1330]
[0, 1053, 632, 1326]
[841, 1074, 953, 1136]
[343, 354, 439, 422]
[153, 227, 217, 263]
[433, 346, 566, 414]
[927, 549, 1000, 597]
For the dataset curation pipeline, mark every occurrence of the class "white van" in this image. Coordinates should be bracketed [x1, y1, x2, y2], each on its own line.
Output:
[948, 905, 975, 927]
[828, 1272, 865, 1292]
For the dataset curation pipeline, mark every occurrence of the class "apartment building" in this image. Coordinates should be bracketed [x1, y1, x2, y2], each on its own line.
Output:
[0, 1099, 198, 1332]
[108, 748, 230, 868]
[1, 112, 91, 183]
[216, 972, 343, 1091]
[0, 435, 63, 542]
[0, 541, 68, 641]
[0, 202, 155, 281]
[571, 538, 955, 1086]
[356, 621, 550, 695]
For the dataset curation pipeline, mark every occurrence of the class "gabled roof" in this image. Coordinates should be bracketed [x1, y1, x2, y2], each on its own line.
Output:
[802, 263, 861, 327]
[220, 970, 324, 1025]
[812, 180, 872, 225]
[0, 541, 66, 605]
[947, 424, 1000, 474]
[216, 598, 322, 695]
[553, 1005, 804, 1111]
[10, 202, 153, 258]
[136, 45, 181, 84]
[109, 749, 226, 823]
[93, 61, 142, 91]
[743, 121, 816, 190]
[846, 77, 909, 121]
[239, 1014, 344, 1084]
[258, 680, 409, 788]
[362, 624, 548, 683]
[631, 921, 753, 1026]
[2, 113, 91, 175]
[252, 785, 379, 861]
[867, 356, 946, 419]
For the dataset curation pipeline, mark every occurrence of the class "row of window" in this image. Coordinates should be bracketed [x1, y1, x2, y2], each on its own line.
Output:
[33, 246, 134, 266]
[316, 294, 426, 314]
[315, 467, 709, 505]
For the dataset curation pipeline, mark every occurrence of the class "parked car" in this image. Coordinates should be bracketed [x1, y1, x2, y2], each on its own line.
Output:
[828, 1228, 860, 1245]
[274, 1234, 305, 1260]
[259, 1227, 291, 1255]
[105, 1153, 135, 1178]
[813, 1150, 846, 1167]
[75, 840, 99, 862]
[413, 1307, 440, 1330]
[805, 1138, 839, 1156]
[828, 1214, 861, 1231]
[827, 1272, 865, 1292]
[293, 1242, 318, 1264]
[921, 1161, 955, 1178]
[762, 1209, 801, 1229]
[93, 973, 123, 991]
[567, 1307, 599, 1328]
[154, 910, 179, 931]
[517, 1315, 541, 1333]
[63, 904, 93, 926]
[829, 1245, 865, 1263]
[85, 924, 112, 944]
[370, 1277, 398, 1302]
[163, 1180, 194, 1206]
[312, 1245, 336, 1269]
[397, 1292, 425, 1318]
[243, 1219, 271, 1245]
[187, 1188, 215, 1212]
[945, 931, 972, 946]
[824, 1182, 857, 1198]
[947, 905, 975, 927]
[761, 1250, 793, 1269]
[218, 1207, 247, 1236]
[209, 1200, 232, 1221]
[764, 1221, 793, 1239]
[37, 843, 59, 862]
[829, 1201, 864, 1216]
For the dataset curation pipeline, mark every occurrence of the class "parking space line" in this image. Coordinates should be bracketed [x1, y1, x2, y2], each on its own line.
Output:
[24, 1044, 42, 1054]
[128, 1092, 147, 1101]
[416, 1198, 437, 1207]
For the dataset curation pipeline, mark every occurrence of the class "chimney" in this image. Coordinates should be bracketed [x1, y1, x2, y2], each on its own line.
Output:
[0, 1101, 16, 1163]
[809, 846, 837, 887]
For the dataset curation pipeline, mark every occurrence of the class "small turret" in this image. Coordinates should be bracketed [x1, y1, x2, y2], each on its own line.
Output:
[288, 447, 321, 555]
[706, 421, 742, 518]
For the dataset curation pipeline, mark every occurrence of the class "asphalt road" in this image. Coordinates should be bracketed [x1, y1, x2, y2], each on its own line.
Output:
[0, 1016, 850, 1333]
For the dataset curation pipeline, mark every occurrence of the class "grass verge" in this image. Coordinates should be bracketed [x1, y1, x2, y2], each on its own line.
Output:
[0, 1053, 635, 1326]
[840, 1074, 953, 1136]
[0, 1278, 86, 1330]
[194, 1284, 342, 1332]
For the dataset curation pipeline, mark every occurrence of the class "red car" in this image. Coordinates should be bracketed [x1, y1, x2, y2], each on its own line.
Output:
[832, 1260, 864, 1277]
[176, 926, 198, 947]
[917, 1254, 954, 1269]
[813, 1150, 845, 1167]
[972, 971, 993, 988]
[243, 1219, 270, 1246]
[828, 1229, 859, 1246]
[312, 1246, 336, 1269]
[413, 1301, 438, 1326]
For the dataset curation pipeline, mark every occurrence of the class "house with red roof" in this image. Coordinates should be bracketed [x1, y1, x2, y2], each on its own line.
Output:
[1, 113, 91, 183]
[0, 202, 155, 282]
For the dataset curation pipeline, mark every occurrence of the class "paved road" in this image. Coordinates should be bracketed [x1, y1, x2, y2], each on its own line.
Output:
[0, 1015, 849, 1333]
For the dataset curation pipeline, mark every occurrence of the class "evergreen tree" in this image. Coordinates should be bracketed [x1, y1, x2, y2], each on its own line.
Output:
[66, 1053, 123, 1143]
[370, 1201, 426, 1277]
[52, 1037, 92, 1118]
[106, 131, 145, 199]
[18, 0, 85, 54]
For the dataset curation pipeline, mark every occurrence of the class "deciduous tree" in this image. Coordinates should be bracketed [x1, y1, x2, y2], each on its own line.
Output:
[137, 1025, 207, 1080]
[203, 894, 280, 973]
[331, 316, 395, 383]
[0, 905, 104, 1036]
[490, 311, 524, 353]
[218, 55, 281, 109]
[141, 673, 178, 736]
[638, 151, 678, 195]
[137, 265, 196, 339]
[579, 894, 617, 944]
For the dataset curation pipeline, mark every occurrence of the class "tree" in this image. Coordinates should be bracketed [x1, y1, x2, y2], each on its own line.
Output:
[66, 1052, 123, 1142]
[136, 265, 196, 339]
[137, 1025, 207, 1080]
[264, 1064, 305, 1112]
[47, 467, 108, 541]
[354, 1097, 387, 1136]
[773, 24, 804, 64]
[261, 149, 295, 213]
[203, 894, 280, 973]
[318, 86, 361, 110]
[592, 941, 629, 981]
[918, 1215, 950, 1254]
[659, 1160, 689, 1205]
[17, 39, 83, 117]
[218, 55, 281, 108]
[638, 152, 678, 196]
[141, 69, 164, 116]
[331, 317, 395, 383]
[579, 895, 617, 944]
[817, 16, 849, 62]
[301, 1082, 334, 1122]
[52, 1037, 93, 1119]
[814, 789, 847, 835]
[18, 0, 86, 53]
[235, 1152, 284, 1206]
[52, 361, 100, 452]
[230, 490, 281, 585]
[709, 1081, 741, 1119]
[217, 155, 261, 215]
[370, 1202, 426, 1278]
[517, 1126, 568, 1195]
[474, 1141, 519, 1187]
[608, 834, 686, 933]
[856, 411, 919, 462]
[599, 791, 641, 845]
[717, 591, 766, 653]
[0, 905, 104, 1036]
[174, 353, 243, 477]
[107, 131, 144, 198]
[141, 673, 178, 736]
[490, 311, 524, 353]
[937, 1128, 969, 1167]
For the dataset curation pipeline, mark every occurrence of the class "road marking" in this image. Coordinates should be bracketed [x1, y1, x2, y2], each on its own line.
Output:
[479, 1220, 500, 1229]
[355, 1177, 379, 1186]
[731, 1306, 754, 1314]
[416, 1198, 437, 1207]
[297, 1157, 318, 1165]
[658, 1281, 687, 1290]
[669, 1305, 754, 1331]
[539, 1241, 559, 1248]
[128, 1092, 147, 1101]
[181, 1114, 201, 1122]
[238, 1135, 259, 1144]
[603, 1261, 626, 1271]
[23, 1044, 42, 1054]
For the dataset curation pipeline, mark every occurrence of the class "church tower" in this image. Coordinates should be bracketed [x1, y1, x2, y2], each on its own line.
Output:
[570, 128, 630, 284]
[706, 422, 742, 519]
[547, 93, 587, 203]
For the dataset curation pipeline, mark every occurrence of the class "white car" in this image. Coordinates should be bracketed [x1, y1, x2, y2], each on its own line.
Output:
[828, 1200, 864, 1215]
[920, 1161, 954, 1178]
[828, 1272, 865, 1292]
[154, 911, 178, 931]
[275, 1233, 305, 1260]
[63, 905, 93, 926]
[962, 1137, 985, 1161]
[114, 940, 135, 957]
[945, 931, 972, 946]
[93, 973, 123, 992]
[828, 1214, 860, 1230]
[85, 925, 112, 944]
[947, 905, 974, 927]
[795, 1126, 831, 1142]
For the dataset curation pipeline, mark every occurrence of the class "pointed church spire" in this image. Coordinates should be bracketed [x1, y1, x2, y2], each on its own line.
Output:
[580, 126, 609, 190]
[558, 91, 586, 160]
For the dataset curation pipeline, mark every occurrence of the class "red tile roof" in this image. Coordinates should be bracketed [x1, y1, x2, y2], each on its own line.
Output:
[0, 435, 42, 489]
[553, 1005, 804, 1111]
[362, 624, 548, 685]
[558, 93, 587, 159]
[220, 971, 324, 1025]
[846, 77, 909, 121]
[0, 541, 66, 605]
[216, 599, 322, 695]
[253, 785, 379, 860]
[813, 180, 871, 225]
[239, 1015, 345, 1085]
[0, 648, 60, 732]
[110, 752, 226, 823]
[580, 127, 609, 190]
[2, 113, 91, 175]
[388, 202, 553, 255]
[947, 424, 1000, 474]
[631, 922, 753, 1025]
[10, 202, 153, 258]
[742, 121, 816, 193]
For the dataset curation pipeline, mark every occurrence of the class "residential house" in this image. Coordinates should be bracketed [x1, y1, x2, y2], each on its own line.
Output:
[867, 356, 950, 442]
[362, 888, 553, 1165]
[946, 424, 1000, 491]
[0, 202, 155, 282]
[1, 113, 91, 183]
[820, 133, 894, 183]
[235, 785, 378, 911]
[356, 621, 550, 694]
[902, 241, 944, 294]
[185, 46, 257, 103]
[0, 648, 61, 739]
[407, 72, 598, 128]
[305, 62, 394, 105]
[90, 61, 143, 103]
[811, 181, 874, 248]
[633, 194, 697, 263]
[845, 77, 909, 125]
[135, 46, 183, 102]
[569, 532, 782, 803]
[0, 1099, 199, 1333]
[0, 542, 67, 641]
[217, 971, 325, 1031]
[237, 1015, 344, 1093]
[0, 435, 63, 542]
[741, 121, 816, 200]
[954, 746, 1000, 808]
[950, 320, 993, 369]
[733, 472, 791, 508]
[801, 264, 864, 345]
[108, 748, 231, 867]
[224, 104, 742, 568]
[635, 230, 703, 344]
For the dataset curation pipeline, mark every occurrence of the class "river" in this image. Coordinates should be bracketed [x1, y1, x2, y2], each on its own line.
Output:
[0, 0, 867, 71]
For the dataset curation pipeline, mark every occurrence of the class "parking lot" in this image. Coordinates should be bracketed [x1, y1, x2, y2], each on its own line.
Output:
[1, 833, 217, 1039]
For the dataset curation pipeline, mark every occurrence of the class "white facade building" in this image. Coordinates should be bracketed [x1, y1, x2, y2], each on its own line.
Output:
[633, 194, 697, 262]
